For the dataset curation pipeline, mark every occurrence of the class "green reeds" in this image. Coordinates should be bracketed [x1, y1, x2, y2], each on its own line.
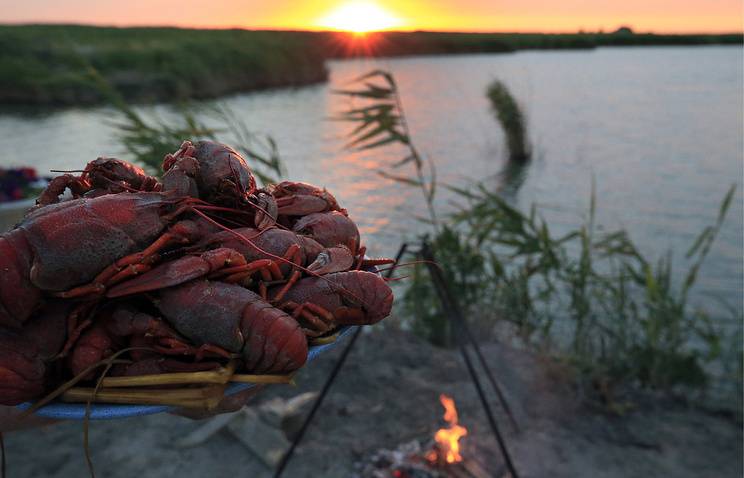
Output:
[84, 62, 285, 184]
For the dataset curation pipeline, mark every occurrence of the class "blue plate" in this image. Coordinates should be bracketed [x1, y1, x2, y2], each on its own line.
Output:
[17, 326, 356, 420]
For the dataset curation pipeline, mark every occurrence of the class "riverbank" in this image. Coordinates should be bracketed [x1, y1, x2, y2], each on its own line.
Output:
[4, 329, 741, 477]
[1, 24, 742, 106]
[0, 26, 330, 106]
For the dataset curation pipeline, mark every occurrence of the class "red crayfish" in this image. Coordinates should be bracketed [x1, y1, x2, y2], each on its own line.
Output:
[0, 140, 395, 407]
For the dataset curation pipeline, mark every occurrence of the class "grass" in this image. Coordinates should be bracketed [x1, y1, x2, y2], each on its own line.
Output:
[1, 24, 741, 105]
[487, 80, 531, 162]
[335, 69, 742, 405]
[430, 183, 739, 398]
[0, 25, 329, 105]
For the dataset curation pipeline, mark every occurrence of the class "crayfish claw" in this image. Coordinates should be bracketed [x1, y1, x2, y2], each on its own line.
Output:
[306, 245, 355, 275]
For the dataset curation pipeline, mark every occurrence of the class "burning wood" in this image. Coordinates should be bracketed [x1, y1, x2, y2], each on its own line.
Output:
[426, 394, 468, 466]
[353, 394, 497, 478]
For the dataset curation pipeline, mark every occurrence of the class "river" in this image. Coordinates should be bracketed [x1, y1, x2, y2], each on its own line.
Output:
[0, 45, 741, 314]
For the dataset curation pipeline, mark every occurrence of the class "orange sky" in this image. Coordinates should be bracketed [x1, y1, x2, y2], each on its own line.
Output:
[1, 0, 742, 33]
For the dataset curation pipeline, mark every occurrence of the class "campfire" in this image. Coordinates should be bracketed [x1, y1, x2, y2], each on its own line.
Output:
[353, 394, 494, 478]
[426, 394, 468, 466]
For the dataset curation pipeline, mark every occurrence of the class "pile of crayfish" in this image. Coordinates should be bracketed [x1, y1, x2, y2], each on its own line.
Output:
[0, 140, 393, 409]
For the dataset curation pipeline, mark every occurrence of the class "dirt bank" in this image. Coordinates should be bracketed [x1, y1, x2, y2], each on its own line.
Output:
[3, 329, 742, 477]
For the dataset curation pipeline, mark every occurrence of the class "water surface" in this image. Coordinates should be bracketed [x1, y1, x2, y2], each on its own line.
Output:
[0, 46, 741, 314]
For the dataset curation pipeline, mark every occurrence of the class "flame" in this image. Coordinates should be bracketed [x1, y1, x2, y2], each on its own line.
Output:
[426, 394, 468, 465]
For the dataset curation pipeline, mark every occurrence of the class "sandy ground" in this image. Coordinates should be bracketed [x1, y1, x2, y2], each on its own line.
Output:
[3, 328, 742, 478]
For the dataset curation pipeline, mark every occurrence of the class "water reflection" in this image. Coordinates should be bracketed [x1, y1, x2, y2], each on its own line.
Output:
[495, 157, 532, 198]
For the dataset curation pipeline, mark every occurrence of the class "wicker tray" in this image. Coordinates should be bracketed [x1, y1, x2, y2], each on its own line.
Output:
[16, 326, 356, 420]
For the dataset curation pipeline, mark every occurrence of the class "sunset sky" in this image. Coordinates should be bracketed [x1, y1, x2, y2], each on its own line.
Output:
[1, 0, 742, 33]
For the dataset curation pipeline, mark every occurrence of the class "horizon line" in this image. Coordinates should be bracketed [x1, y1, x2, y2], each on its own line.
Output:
[1, 21, 742, 36]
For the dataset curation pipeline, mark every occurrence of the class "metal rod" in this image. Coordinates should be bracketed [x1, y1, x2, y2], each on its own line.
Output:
[272, 325, 362, 478]
[459, 339, 519, 477]
[1, 431, 5, 478]
[273, 243, 409, 478]
[466, 334, 521, 433]
[420, 242, 520, 433]
[421, 241, 520, 478]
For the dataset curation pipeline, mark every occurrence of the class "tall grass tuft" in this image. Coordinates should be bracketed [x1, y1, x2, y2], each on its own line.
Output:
[487, 79, 530, 162]
[334, 70, 440, 228]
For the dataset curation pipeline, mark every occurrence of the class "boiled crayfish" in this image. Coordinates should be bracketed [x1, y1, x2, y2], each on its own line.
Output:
[0, 140, 394, 407]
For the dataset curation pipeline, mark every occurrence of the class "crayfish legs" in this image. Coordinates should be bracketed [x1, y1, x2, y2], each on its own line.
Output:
[37, 157, 161, 207]
[157, 280, 308, 374]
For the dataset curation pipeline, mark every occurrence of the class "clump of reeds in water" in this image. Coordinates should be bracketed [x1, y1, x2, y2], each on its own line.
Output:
[487, 80, 531, 162]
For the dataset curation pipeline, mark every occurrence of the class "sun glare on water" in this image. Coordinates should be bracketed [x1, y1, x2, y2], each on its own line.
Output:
[317, 1, 403, 33]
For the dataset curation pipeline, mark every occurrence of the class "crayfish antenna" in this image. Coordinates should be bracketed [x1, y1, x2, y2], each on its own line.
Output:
[370, 259, 437, 276]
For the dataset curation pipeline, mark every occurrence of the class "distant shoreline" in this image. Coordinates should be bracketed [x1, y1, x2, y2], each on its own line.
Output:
[4, 22, 743, 36]
[1, 25, 741, 107]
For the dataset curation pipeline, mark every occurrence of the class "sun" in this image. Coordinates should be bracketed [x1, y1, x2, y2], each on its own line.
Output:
[316, 1, 403, 33]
